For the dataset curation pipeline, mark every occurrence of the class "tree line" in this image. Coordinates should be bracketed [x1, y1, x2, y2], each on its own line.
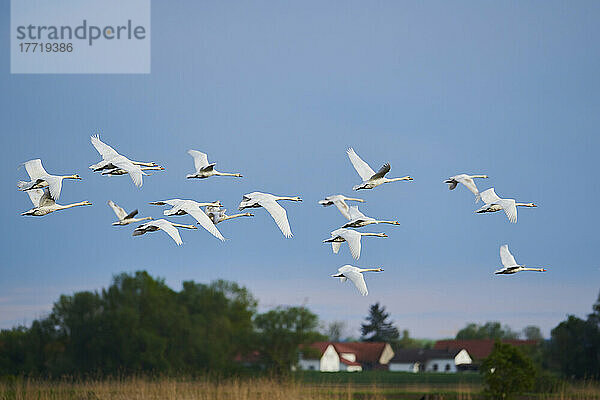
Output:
[0, 271, 324, 376]
[0, 271, 599, 380]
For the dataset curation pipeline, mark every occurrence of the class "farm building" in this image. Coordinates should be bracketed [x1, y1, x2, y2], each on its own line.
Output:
[298, 342, 395, 372]
[388, 348, 472, 373]
[433, 339, 538, 361]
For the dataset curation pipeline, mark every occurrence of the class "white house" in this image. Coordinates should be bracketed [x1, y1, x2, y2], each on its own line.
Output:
[389, 348, 472, 373]
[298, 342, 394, 372]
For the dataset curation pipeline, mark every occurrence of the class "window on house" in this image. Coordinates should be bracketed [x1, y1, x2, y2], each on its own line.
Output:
[309, 365, 315, 370]
[445, 364, 451, 371]
[432, 363, 438, 371]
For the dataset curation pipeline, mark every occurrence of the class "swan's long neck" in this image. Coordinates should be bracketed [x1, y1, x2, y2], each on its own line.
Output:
[63, 174, 80, 180]
[361, 232, 387, 237]
[220, 213, 252, 221]
[386, 176, 412, 182]
[171, 223, 196, 229]
[522, 267, 546, 272]
[516, 202, 536, 207]
[215, 171, 243, 177]
[275, 196, 302, 201]
[377, 220, 400, 225]
[140, 166, 164, 171]
[58, 201, 90, 210]
[345, 197, 365, 202]
[133, 216, 153, 222]
[133, 161, 157, 167]
[359, 268, 383, 273]
[470, 174, 488, 179]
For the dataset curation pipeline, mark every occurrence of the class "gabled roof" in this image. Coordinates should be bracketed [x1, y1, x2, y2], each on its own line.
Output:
[339, 357, 362, 367]
[334, 342, 388, 363]
[434, 339, 538, 360]
[301, 341, 389, 364]
[390, 348, 460, 363]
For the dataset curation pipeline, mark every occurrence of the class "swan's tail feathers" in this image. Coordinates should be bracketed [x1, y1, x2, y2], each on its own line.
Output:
[475, 193, 481, 203]
[17, 181, 27, 190]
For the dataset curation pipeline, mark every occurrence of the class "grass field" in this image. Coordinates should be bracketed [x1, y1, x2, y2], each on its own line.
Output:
[0, 375, 598, 400]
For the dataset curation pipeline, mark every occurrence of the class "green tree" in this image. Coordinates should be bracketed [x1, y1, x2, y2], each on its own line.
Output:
[360, 303, 399, 342]
[481, 341, 536, 399]
[322, 321, 346, 342]
[254, 306, 325, 373]
[0, 271, 258, 376]
[547, 315, 600, 379]
[590, 290, 600, 325]
[456, 321, 519, 340]
[522, 325, 543, 341]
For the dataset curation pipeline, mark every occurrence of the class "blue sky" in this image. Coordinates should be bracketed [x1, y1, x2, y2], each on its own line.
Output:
[1, 1, 599, 339]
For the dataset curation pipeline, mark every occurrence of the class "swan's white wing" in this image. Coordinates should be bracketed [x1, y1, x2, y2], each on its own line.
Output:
[340, 267, 368, 296]
[338, 230, 361, 260]
[332, 199, 352, 220]
[44, 176, 62, 201]
[38, 189, 55, 207]
[91, 135, 120, 160]
[188, 150, 209, 172]
[500, 244, 518, 267]
[108, 200, 127, 220]
[26, 189, 44, 207]
[24, 159, 48, 180]
[371, 163, 391, 180]
[259, 198, 293, 238]
[185, 206, 225, 241]
[153, 219, 183, 245]
[347, 148, 375, 181]
[456, 176, 480, 197]
[332, 242, 341, 254]
[500, 199, 518, 223]
[348, 206, 366, 220]
[113, 158, 144, 187]
[480, 188, 501, 205]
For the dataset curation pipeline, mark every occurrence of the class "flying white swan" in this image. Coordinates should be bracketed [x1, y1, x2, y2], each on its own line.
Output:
[89, 135, 151, 187]
[494, 244, 547, 275]
[149, 199, 225, 241]
[346, 148, 412, 190]
[108, 200, 152, 226]
[331, 265, 384, 296]
[318, 194, 365, 219]
[476, 188, 537, 223]
[238, 192, 302, 238]
[205, 206, 253, 225]
[132, 218, 197, 246]
[21, 188, 91, 216]
[17, 159, 81, 201]
[101, 165, 165, 176]
[323, 228, 387, 260]
[186, 150, 243, 179]
[342, 206, 400, 229]
[444, 173, 488, 202]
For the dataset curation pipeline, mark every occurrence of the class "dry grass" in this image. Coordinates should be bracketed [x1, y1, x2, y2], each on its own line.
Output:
[1, 377, 377, 400]
[0, 377, 599, 400]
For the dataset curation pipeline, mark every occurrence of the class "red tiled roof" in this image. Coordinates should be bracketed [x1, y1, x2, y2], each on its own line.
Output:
[334, 342, 388, 364]
[434, 339, 538, 360]
[339, 357, 362, 367]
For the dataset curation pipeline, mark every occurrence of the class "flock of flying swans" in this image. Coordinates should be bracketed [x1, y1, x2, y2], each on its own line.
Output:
[17, 137, 548, 297]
